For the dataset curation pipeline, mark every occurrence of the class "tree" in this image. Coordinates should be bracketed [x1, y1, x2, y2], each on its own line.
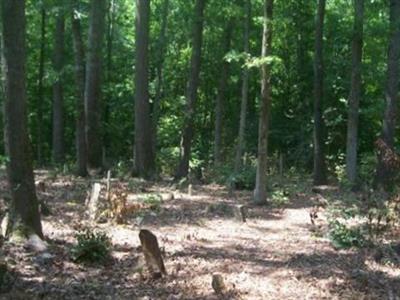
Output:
[104, 0, 116, 162]
[71, 1, 87, 177]
[134, 0, 155, 178]
[36, 7, 46, 165]
[52, 7, 65, 164]
[152, 0, 170, 155]
[213, 21, 232, 166]
[85, 0, 107, 173]
[175, 0, 206, 179]
[375, 0, 400, 188]
[253, 0, 274, 205]
[312, 0, 327, 185]
[234, 0, 251, 175]
[1, 0, 43, 239]
[345, 0, 364, 186]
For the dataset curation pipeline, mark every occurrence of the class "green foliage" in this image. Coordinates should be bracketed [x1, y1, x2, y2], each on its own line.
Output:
[224, 50, 249, 64]
[71, 229, 111, 264]
[326, 187, 400, 245]
[229, 163, 256, 190]
[360, 191, 400, 233]
[332, 153, 348, 186]
[157, 147, 180, 175]
[115, 161, 133, 179]
[0, 156, 9, 166]
[2, 0, 394, 194]
[141, 194, 162, 212]
[328, 220, 365, 249]
[245, 55, 282, 69]
[358, 153, 378, 185]
[270, 189, 290, 207]
[208, 155, 258, 190]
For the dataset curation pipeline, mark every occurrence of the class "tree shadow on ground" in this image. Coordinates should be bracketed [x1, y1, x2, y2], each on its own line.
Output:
[172, 243, 286, 271]
[170, 242, 399, 298]
[286, 249, 399, 298]
[0, 239, 222, 300]
[134, 195, 287, 228]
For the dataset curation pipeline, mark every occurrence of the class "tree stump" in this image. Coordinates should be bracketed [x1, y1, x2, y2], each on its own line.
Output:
[212, 274, 226, 294]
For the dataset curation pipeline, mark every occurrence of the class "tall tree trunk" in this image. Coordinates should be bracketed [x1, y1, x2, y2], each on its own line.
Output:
[85, 0, 106, 173]
[104, 0, 116, 163]
[294, 1, 313, 164]
[253, 0, 273, 205]
[345, 0, 364, 186]
[213, 22, 232, 166]
[375, 0, 400, 188]
[52, 11, 65, 164]
[134, 0, 155, 179]
[313, 0, 327, 185]
[71, 2, 88, 177]
[152, 0, 169, 155]
[1, 0, 43, 238]
[174, 0, 206, 179]
[234, 0, 251, 174]
[36, 8, 46, 165]
[295, 3, 307, 105]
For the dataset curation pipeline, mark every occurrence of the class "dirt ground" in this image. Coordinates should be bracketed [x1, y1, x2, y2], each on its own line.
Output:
[0, 170, 399, 300]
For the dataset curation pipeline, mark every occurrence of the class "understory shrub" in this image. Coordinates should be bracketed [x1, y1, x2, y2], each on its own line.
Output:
[141, 194, 163, 212]
[328, 220, 366, 249]
[270, 189, 290, 207]
[71, 229, 111, 264]
[358, 153, 377, 186]
[229, 163, 256, 190]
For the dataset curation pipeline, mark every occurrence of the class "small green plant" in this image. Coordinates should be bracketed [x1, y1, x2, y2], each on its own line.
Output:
[359, 153, 377, 185]
[328, 220, 365, 249]
[227, 164, 256, 190]
[115, 160, 132, 179]
[158, 146, 180, 175]
[334, 163, 353, 189]
[0, 155, 9, 166]
[142, 194, 162, 212]
[71, 229, 111, 264]
[270, 189, 290, 207]
[360, 191, 400, 234]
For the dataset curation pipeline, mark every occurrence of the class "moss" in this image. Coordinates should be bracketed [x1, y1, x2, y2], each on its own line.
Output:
[8, 222, 31, 244]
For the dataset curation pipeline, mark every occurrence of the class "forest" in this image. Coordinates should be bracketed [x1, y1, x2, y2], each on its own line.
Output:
[0, 0, 399, 299]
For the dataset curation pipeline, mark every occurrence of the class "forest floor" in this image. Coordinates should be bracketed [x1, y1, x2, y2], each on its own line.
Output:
[0, 169, 399, 299]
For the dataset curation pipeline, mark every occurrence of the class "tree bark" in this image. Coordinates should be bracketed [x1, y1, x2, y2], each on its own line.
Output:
[174, 0, 206, 179]
[375, 0, 400, 188]
[1, 0, 43, 239]
[234, 0, 251, 174]
[253, 0, 273, 205]
[213, 22, 232, 166]
[71, 2, 88, 177]
[85, 0, 106, 173]
[52, 11, 65, 164]
[345, 0, 364, 186]
[313, 0, 327, 185]
[152, 0, 169, 155]
[36, 8, 46, 165]
[103, 0, 116, 163]
[134, 0, 155, 179]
